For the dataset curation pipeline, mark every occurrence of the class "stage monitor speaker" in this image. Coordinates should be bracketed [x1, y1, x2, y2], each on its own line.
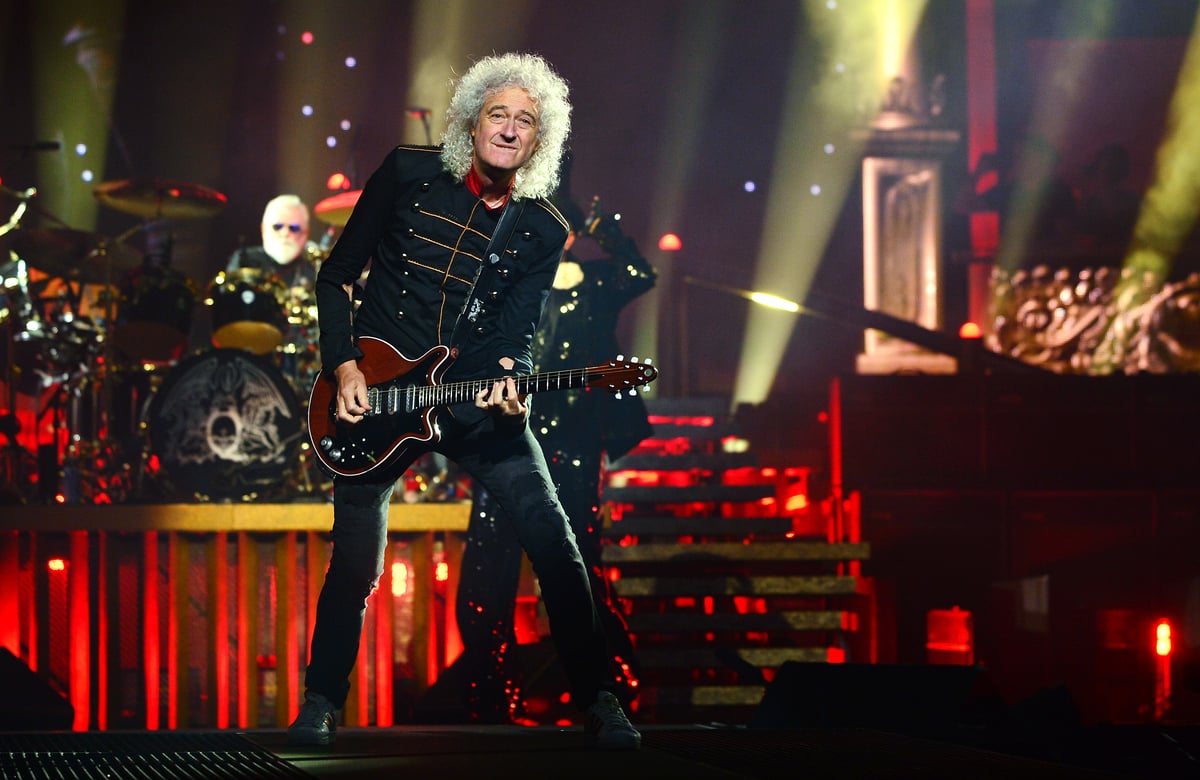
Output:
[751, 662, 1006, 733]
[0, 648, 73, 730]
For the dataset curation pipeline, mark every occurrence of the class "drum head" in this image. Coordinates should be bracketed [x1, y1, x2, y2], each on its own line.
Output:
[145, 348, 302, 501]
[208, 268, 287, 355]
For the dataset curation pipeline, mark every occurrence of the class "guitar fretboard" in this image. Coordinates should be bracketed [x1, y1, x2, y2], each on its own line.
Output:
[365, 368, 593, 416]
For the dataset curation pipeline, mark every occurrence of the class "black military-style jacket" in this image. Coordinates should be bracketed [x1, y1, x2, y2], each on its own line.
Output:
[315, 145, 569, 425]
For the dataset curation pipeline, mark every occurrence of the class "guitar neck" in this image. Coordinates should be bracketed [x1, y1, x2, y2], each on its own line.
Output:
[370, 367, 592, 415]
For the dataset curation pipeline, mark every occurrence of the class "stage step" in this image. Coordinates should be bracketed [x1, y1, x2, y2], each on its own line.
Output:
[600, 397, 875, 725]
[637, 646, 838, 670]
[602, 483, 777, 504]
[624, 609, 853, 633]
[613, 575, 867, 598]
[604, 515, 795, 537]
[604, 541, 869, 564]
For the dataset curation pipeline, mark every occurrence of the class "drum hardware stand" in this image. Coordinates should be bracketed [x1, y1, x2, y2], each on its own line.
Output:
[1, 189, 39, 500]
[45, 226, 143, 503]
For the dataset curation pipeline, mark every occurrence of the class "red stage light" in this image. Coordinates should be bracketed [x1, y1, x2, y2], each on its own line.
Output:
[391, 562, 408, 597]
[784, 494, 808, 512]
[1155, 618, 1173, 721]
[1156, 619, 1172, 657]
[48, 558, 66, 572]
[434, 561, 449, 582]
[658, 233, 682, 251]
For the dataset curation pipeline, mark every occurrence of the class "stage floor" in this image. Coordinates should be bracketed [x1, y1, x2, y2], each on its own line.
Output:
[6, 722, 1198, 779]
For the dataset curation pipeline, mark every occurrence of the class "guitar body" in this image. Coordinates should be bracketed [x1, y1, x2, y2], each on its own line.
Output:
[307, 338, 452, 478]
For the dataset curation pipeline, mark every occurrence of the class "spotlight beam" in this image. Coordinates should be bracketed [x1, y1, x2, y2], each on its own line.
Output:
[732, 0, 928, 407]
[1093, 6, 1200, 372]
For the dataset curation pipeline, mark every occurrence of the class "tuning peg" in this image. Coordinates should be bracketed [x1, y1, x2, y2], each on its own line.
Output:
[616, 353, 625, 361]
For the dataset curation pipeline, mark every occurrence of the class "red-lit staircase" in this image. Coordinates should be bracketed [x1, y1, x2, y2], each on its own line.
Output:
[601, 397, 875, 724]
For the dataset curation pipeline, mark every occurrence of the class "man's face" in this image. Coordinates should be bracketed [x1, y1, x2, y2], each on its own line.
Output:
[471, 87, 540, 178]
[260, 203, 309, 265]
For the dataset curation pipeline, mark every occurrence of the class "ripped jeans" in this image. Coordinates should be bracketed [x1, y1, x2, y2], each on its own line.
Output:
[304, 415, 611, 710]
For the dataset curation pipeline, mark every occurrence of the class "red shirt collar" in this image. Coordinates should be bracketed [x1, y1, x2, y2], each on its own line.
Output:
[465, 166, 512, 211]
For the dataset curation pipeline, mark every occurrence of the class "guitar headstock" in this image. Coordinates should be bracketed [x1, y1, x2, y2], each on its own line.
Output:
[588, 356, 658, 397]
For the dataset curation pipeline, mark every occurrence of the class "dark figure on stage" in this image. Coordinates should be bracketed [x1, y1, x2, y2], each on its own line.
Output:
[289, 52, 640, 750]
[455, 180, 656, 723]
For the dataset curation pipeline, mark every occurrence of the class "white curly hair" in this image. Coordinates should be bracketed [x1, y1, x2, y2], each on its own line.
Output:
[441, 52, 571, 201]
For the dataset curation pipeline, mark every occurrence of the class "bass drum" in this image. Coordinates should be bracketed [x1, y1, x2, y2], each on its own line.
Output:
[144, 348, 303, 501]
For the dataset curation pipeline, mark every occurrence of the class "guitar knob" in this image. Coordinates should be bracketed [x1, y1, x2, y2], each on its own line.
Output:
[329, 447, 343, 462]
[319, 437, 334, 451]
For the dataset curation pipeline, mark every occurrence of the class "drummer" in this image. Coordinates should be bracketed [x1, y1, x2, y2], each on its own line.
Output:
[226, 194, 317, 289]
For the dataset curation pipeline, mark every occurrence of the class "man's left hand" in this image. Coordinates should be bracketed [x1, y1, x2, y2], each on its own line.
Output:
[475, 376, 527, 422]
[475, 357, 527, 422]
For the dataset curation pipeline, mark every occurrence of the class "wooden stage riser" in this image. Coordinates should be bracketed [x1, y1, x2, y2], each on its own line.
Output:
[0, 526, 467, 731]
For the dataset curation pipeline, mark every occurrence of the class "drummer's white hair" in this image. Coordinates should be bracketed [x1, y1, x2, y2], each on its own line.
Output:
[441, 52, 571, 201]
[261, 194, 309, 225]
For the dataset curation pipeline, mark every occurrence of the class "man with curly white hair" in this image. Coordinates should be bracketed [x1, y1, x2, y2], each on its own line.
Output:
[290, 52, 640, 750]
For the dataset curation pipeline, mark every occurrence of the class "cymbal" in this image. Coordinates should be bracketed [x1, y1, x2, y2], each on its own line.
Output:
[313, 189, 361, 227]
[94, 178, 228, 219]
[0, 227, 142, 284]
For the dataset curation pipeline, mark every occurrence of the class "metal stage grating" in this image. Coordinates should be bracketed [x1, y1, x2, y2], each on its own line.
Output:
[0, 731, 310, 780]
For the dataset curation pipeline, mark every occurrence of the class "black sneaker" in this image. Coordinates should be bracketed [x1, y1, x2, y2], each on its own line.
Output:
[585, 691, 641, 750]
[288, 691, 338, 746]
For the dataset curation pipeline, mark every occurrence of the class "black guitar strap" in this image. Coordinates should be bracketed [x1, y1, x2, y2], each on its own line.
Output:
[447, 198, 526, 355]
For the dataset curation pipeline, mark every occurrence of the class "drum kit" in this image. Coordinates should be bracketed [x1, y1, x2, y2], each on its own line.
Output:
[0, 180, 354, 504]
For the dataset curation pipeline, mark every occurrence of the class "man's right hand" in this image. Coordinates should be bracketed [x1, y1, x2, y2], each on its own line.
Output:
[334, 359, 371, 423]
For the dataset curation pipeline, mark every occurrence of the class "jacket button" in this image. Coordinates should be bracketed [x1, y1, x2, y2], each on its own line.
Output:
[399, 288, 408, 296]
[521, 231, 532, 241]
[488, 290, 499, 300]
[405, 226, 415, 237]
[474, 326, 486, 336]
[411, 201, 421, 212]
[396, 311, 405, 320]
[497, 267, 509, 278]
[420, 182, 431, 192]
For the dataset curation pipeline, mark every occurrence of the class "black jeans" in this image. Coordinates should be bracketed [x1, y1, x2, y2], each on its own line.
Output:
[304, 414, 611, 711]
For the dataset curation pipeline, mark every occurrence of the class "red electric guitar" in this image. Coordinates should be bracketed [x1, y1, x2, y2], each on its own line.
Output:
[307, 336, 659, 478]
